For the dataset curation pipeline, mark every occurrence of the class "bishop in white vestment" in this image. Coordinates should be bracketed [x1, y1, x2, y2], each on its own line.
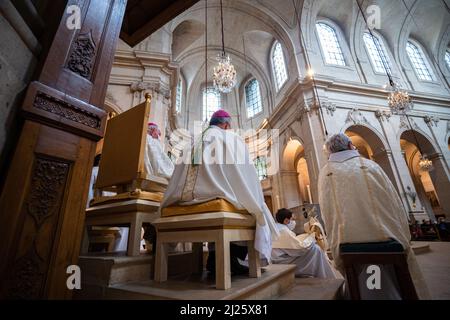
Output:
[160, 109, 279, 262]
[144, 122, 174, 179]
[318, 133, 430, 299]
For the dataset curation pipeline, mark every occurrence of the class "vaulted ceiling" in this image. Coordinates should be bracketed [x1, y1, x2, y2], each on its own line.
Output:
[120, 0, 200, 47]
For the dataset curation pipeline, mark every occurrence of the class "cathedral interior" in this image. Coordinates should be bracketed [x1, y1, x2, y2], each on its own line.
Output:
[0, 0, 449, 302]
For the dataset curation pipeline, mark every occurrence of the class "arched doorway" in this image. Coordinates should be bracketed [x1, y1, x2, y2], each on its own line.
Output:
[400, 130, 450, 221]
[345, 125, 398, 191]
[281, 139, 312, 208]
[296, 156, 312, 204]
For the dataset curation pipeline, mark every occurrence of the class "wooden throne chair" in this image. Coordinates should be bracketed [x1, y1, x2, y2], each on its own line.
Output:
[85, 94, 167, 256]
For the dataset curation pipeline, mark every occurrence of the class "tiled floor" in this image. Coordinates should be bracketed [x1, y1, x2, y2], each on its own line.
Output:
[413, 241, 450, 300]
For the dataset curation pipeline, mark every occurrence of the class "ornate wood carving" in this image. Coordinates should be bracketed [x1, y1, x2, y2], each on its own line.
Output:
[66, 31, 96, 79]
[26, 158, 70, 227]
[34, 91, 101, 129]
[7, 247, 44, 299]
[6, 157, 70, 299]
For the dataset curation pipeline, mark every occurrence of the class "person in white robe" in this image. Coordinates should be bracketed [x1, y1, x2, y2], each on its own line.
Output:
[271, 208, 338, 279]
[160, 109, 279, 272]
[144, 122, 174, 179]
[318, 133, 431, 299]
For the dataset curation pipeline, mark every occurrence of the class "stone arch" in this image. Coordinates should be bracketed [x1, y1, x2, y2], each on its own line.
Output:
[280, 137, 314, 208]
[397, 124, 441, 155]
[180, 46, 273, 130]
[171, 19, 205, 60]
[437, 25, 450, 77]
[400, 129, 450, 220]
[344, 124, 398, 190]
[104, 98, 122, 116]
[281, 137, 304, 171]
[167, 0, 299, 127]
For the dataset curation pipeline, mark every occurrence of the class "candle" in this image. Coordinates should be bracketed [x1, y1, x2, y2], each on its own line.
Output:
[307, 185, 312, 203]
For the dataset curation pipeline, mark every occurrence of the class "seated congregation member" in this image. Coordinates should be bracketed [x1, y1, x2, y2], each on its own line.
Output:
[318, 133, 430, 299]
[271, 208, 338, 279]
[160, 109, 279, 275]
[144, 122, 174, 179]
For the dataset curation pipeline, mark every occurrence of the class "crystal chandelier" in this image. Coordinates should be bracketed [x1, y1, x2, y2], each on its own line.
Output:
[418, 154, 433, 172]
[356, 1, 413, 114]
[213, 53, 237, 93]
[213, 0, 237, 93]
[388, 82, 412, 115]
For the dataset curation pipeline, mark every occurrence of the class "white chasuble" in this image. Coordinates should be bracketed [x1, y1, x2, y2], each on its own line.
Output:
[144, 135, 175, 179]
[318, 150, 430, 299]
[161, 125, 279, 261]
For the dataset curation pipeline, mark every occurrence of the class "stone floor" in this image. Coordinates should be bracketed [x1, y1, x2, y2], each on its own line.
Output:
[413, 241, 450, 300]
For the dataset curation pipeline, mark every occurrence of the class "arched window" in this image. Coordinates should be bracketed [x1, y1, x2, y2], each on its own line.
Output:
[202, 87, 221, 121]
[363, 33, 392, 74]
[245, 79, 262, 118]
[175, 78, 182, 113]
[406, 41, 434, 81]
[254, 156, 268, 181]
[445, 49, 450, 71]
[316, 22, 346, 66]
[272, 41, 288, 91]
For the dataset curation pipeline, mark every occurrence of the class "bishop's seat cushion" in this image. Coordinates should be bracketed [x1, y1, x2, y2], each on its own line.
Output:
[340, 238, 404, 253]
[161, 198, 249, 217]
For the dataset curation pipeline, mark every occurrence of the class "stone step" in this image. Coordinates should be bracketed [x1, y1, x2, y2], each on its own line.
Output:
[411, 242, 431, 255]
[278, 278, 345, 300]
[74, 251, 195, 299]
[105, 264, 296, 300]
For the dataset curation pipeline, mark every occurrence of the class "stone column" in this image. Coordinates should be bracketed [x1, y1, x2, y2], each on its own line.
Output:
[124, 53, 176, 147]
[280, 170, 302, 209]
[428, 153, 450, 219]
[391, 147, 427, 221]
[300, 102, 328, 203]
[0, 0, 127, 299]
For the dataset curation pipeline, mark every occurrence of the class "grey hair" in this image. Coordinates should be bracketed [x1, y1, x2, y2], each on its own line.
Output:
[209, 116, 231, 126]
[325, 133, 352, 154]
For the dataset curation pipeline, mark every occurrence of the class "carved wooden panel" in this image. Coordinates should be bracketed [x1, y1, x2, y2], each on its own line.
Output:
[33, 91, 101, 129]
[6, 157, 70, 299]
[0, 0, 127, 299]
[66, 31, 97, 79]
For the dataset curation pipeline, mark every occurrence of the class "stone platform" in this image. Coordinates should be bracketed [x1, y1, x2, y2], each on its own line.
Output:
[279, 278, 345, 300]
[105, 264, 296, 300]
[75, 252, 345, 300]
[411, 242, 431, 254]
[74, 251, 195, 300]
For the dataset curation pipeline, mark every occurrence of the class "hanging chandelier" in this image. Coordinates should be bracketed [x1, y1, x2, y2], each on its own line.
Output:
[213, 52, 237, 93]
[387, 82, 412, 115]
[355, 1, 432, 173]
[356, 0, 413, 114]
[418, 154, 433, 172]
[213, 0, 237, 93]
